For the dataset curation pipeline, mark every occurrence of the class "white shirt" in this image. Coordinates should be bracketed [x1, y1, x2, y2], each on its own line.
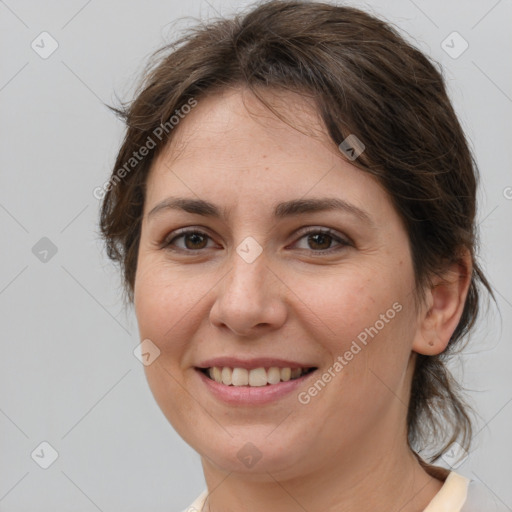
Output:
[180, 471, 510, 511]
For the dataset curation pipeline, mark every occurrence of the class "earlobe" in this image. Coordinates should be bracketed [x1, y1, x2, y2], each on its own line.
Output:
[412, 251, 472, 356]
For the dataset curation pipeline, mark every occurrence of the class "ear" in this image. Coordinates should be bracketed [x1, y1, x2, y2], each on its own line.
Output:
[412, 249, 472, 356]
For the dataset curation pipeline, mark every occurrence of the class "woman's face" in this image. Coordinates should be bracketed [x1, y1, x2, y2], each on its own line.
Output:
[134, 87, 426, 478]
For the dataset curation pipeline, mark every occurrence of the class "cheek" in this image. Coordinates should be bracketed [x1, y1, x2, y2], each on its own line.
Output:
[300, 264, 416, 386]
[134, 259, 193, 351]
[293, 268, 392, 342]
[134, 256, 225, 368]
[134, 261, 200, 425]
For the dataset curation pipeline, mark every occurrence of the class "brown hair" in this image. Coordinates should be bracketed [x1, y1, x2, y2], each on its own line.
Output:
[99, 0, 494, 463]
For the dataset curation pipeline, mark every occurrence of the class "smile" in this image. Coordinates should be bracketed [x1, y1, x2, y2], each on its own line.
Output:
[199, 366, 317, 387]
[195, 365, 319, 406]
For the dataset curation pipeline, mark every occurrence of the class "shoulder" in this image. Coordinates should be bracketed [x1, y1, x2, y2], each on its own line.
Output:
[178, 489, 208, 512]
[423, 471, 509, 512]
[460, 478, 510, 512]
[177, 479, 511, 512]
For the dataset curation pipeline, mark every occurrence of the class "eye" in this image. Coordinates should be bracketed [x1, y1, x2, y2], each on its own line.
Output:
[292, 227, 351, 254]
[162, 229, 216, 252]
[162, 226, 351, 254]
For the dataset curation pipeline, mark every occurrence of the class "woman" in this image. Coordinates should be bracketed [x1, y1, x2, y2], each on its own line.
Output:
[99, 1, 506, 510]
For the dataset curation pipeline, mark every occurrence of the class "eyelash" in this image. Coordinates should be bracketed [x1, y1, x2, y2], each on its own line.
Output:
[161, 227, 351, 255]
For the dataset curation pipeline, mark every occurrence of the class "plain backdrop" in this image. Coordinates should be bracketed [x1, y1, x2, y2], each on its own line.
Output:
[1, 0, 511, 510]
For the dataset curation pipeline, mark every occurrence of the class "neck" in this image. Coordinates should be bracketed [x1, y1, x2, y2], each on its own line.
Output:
[200, 435, 446, 512]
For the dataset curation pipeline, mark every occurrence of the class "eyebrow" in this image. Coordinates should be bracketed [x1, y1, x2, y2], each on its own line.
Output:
[147, 196, 374, 226]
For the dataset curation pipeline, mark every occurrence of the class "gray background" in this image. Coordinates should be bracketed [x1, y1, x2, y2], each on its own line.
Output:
[1, 0, 511, 510]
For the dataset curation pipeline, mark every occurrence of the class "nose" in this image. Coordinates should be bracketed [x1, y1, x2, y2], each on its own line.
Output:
[208, 248, 288, 338]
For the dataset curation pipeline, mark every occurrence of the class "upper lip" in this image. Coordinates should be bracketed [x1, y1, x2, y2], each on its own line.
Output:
[195, 357, 317, 370]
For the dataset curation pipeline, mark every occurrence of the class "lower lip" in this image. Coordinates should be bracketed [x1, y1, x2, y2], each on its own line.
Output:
[195, 368, 317, 406]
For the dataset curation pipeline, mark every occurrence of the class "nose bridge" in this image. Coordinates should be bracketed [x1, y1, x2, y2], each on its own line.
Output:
[209, 236, 286, 335]
[226, 237, 269, 303]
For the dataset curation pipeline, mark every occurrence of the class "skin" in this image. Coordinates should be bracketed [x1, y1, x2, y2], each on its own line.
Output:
[133, 86, 472, 512]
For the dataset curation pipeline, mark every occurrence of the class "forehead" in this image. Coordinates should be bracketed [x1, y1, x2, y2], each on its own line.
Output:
[154, 87, 333, 169]
[144, 87, 392, 223]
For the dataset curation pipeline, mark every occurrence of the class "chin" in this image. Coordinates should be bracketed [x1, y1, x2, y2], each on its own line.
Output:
[195, 430, 309, 476]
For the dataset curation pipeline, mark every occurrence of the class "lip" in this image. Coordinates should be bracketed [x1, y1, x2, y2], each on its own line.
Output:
[194, 366, 318, 405]
[195, 356, 316, 370]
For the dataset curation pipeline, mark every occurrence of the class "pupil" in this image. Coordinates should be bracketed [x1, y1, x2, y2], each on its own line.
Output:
[309, 233, 331, 250]
[185, 233, 207, 250]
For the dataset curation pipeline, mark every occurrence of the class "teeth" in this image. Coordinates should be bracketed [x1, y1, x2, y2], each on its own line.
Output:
[221, 367, 232, 385]
[267, 367, 281, 385]
[212, 366, 222, 383]
[232, 368, 249, 386]
[206, 366, 312, 386]
[248, 367, 267, 387]
[281, 367, 291, 382]
[290, 368, 301, 379]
